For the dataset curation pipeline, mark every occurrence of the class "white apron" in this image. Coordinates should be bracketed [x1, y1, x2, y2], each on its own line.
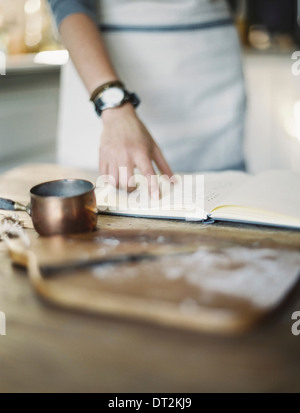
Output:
[57, 0, 246, 172]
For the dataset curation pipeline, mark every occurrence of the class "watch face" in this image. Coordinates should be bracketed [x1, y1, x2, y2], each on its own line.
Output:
[101, 87, 125, 106]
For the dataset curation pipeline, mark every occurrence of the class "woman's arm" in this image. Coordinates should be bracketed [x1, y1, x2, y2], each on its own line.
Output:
[48, 2, 173, 196]
[59, 13, 118, 94]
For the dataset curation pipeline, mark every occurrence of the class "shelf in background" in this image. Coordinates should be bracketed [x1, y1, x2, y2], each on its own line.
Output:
[5, 50, 69, 74]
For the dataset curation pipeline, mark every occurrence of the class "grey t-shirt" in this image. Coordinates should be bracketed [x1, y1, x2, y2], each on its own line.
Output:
[48, 0, 97, 28]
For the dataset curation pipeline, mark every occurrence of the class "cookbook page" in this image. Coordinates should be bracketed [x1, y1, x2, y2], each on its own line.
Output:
[203, 170, 250, 213]
[212, 170, 300, 219]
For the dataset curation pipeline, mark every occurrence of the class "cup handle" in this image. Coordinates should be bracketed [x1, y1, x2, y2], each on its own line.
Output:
[0, 197, 27, 212]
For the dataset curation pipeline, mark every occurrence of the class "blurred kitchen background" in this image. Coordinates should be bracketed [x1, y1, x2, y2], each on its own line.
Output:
[1, 0, 300, 173]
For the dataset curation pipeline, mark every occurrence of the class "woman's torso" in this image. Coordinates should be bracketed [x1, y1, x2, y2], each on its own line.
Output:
[58, 0, 246, 172]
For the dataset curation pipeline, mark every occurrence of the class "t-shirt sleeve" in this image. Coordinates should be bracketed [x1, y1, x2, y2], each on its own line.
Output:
[48, 0, 97, 29]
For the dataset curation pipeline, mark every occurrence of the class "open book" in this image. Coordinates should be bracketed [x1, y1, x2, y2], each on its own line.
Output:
[95, 169, 300, 229]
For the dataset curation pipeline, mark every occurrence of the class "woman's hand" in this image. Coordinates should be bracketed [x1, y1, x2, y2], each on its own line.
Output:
[99, 103, 173, 198]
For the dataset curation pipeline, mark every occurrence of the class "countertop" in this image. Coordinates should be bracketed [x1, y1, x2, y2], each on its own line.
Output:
[0, 163, 300, 393]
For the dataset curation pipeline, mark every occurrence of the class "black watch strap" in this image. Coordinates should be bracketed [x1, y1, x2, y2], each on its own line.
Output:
[94, 90, 140, 117]
[124, 91, 140, 108]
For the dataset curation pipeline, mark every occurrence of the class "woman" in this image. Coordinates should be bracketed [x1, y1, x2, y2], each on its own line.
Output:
[48, 0, 246, 196]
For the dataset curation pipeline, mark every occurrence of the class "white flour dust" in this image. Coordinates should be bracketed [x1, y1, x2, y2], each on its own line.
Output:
[92, 246, 300, 309]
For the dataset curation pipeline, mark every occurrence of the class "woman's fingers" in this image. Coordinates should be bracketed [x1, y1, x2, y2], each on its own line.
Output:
[108, 162, 120, 188]
[152, 145, 174, 178]
[99, 110, 173, 197]
[100, 148, 170, 198]
[136, 156, 159, 199]
[99, 149, 108, 176]
[118, 162, 136, 192]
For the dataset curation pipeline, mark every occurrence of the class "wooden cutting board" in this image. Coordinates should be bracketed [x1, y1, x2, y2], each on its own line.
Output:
[1, 164, 300, 334]
[6, 227, 300, 334]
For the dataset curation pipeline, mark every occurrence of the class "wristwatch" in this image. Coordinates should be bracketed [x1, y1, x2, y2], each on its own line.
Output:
[91, 81, 140, 116]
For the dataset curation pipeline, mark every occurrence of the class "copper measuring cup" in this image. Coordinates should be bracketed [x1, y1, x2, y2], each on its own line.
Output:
[0, 179, 98, 236]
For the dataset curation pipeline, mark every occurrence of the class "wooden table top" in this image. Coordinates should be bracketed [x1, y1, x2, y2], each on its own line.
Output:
[0, 164, 300, 393]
